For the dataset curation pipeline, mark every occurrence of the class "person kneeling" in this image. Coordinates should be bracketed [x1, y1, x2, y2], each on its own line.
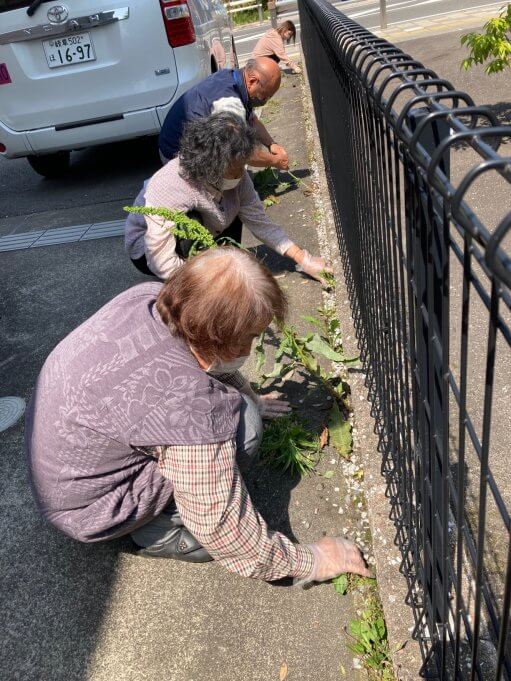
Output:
[26, 248, 368, 583]
[125, 112, 331, 283]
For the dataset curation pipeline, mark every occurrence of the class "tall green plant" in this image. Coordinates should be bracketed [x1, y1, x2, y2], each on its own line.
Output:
[461, 4, 511, 74]
[256, 307, 359, 460]
[123, 205, 240, 255]
[258, 308, 357, 407]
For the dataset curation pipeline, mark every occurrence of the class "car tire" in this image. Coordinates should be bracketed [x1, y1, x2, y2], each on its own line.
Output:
[27, 151, 70, 178]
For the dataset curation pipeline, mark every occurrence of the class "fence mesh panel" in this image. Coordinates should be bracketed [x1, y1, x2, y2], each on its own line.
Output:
[299, 0, 511, 677]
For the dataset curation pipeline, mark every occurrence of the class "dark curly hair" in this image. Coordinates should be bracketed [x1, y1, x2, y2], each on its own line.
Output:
[178, 112, 257, 188]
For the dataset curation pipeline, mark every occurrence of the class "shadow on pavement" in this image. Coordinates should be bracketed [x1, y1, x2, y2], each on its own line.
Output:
[0, 238, 150, 680]
[1, 136, 161, 221]
[68, 135, 161, 182]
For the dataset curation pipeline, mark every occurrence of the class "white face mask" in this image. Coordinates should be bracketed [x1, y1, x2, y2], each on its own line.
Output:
[221, 176, 242, 191]
[207, 354, 250, 375]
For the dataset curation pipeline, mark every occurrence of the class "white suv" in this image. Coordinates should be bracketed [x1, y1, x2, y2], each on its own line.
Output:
[0, 0, 238, 176]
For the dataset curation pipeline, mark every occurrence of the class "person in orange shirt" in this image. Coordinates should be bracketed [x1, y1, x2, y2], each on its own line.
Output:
[252, 21, 301, 74]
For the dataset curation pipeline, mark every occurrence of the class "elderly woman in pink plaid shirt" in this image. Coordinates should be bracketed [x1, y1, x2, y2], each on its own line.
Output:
[133, 248, 370, 582]
[26, 247, 369, 581]
[28, 246, 369, 584]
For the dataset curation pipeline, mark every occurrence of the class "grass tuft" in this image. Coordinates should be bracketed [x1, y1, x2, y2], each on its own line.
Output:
[260, 415, 320, 477]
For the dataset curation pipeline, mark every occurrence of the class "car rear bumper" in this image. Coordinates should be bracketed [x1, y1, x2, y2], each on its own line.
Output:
[0, 106, 163, 158]
[0, 46, 209, 159]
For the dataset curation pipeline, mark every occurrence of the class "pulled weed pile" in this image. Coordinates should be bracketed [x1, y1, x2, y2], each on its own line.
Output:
[253, 167, 313, 207]
[253, 167, 292, 207]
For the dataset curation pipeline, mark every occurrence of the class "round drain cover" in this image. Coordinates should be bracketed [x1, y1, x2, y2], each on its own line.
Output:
[0, 397, 26, 433]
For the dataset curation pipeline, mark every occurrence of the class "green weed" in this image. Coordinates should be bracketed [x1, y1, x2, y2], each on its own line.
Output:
[260, 414, 320, 477]
[334, 574, 395, 680]
[332, 572, 375, 595]
[253, 167, 315, 207]
[348, 601, 394, 680]
[283, 169, 315, 195]
[256, 309, 358, 459]
[260, 321, 351, 405]
[320, 270, 336, 291]
[123, 205, 240, 255]
[253, 167, 291, 206]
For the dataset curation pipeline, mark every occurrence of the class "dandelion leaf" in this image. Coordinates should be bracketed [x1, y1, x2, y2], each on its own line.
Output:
[328, 402, 352, 459]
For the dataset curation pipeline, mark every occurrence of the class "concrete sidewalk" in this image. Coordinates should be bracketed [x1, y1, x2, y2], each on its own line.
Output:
[0, 77, 367, 679]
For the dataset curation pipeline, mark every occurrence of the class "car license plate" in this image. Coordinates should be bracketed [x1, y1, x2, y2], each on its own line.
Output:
[43, 32, 96, 69]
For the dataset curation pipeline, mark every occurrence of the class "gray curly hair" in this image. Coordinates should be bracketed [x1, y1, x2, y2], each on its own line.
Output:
[178, 112, 257, 188]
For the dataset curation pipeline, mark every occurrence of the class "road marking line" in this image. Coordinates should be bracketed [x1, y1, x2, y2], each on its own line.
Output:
[366, 0, 503, 29]
[0, 219, 125, 253]
[0, 230, 45, 251]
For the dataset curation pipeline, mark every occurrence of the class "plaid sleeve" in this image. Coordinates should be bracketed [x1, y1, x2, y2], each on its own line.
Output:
[157, 441, 315, 581]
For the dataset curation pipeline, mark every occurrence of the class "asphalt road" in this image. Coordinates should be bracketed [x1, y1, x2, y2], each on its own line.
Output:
[0, 137, 160, 239]
[233, 0, 503, 61]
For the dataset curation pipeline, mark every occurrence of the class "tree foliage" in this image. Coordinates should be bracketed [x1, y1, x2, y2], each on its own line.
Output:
[461, 4, 511, 74]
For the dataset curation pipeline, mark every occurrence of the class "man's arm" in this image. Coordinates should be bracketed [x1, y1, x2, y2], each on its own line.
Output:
[250, 115, 289, 170]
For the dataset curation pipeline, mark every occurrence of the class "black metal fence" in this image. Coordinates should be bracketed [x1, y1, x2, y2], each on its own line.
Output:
[299, 0, 511, 677]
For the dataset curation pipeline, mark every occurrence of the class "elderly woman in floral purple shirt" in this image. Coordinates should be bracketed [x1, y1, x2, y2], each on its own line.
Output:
[125, 111, 332, 283]
[26, 247, 369, 583]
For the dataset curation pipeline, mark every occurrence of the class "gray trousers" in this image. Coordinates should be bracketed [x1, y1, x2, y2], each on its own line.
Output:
[131, 394, 262, 548]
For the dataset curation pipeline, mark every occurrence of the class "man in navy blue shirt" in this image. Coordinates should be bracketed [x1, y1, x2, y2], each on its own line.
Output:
[159, 58, 289, 171]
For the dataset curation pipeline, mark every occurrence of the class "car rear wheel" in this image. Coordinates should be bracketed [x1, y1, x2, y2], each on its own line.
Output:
[27, 151, 70, 178]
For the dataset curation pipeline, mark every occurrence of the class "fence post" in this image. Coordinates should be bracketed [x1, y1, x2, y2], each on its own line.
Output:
[379, 0, 387, 29]
[407, 108, 452, 645]
[408, 108, 451, 209]
[258, 0, 263, 23]
[268, 0, 277, 28]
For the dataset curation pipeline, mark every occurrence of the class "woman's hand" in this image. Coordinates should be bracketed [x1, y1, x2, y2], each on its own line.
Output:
[295, 249, 333, 282]
[306, 536, 372, 583]
[258, 394, 291, 420]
